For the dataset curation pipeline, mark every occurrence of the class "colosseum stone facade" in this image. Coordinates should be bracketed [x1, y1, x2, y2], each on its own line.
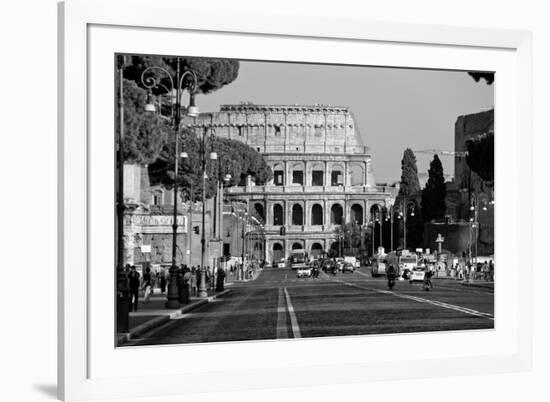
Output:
[184, 103, 397, 263]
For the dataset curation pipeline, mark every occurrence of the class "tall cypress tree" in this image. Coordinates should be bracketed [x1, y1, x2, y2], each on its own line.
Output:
[421, 154, 447, 222]
[396, 148, 423, 249]
[397, 148, 421, 199]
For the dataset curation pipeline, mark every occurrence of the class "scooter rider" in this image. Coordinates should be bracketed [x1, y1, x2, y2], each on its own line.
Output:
[387, 264, 397, 290]
[423, 267, 434, 290]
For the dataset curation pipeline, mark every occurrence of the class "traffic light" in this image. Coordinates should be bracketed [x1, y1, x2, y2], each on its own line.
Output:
[279, 226, 286, 236]
[193, 225, 200, 234]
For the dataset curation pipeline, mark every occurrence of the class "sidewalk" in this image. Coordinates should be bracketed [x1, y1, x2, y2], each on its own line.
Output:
[431, 274, 494, 289]
[225, 267, 264, 283]
[460, 279, 494, 290]
[118, 287, 232, 345]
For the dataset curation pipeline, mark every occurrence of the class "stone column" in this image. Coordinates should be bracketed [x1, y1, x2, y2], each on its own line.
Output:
[286, 200, 292, 227]
[266, 201, 272, 227]
[304, 160, 309, 187]
[284, 112, 288, 153]
[285, 161, 290, 187]
[305, 200, 311, 226]
[325, 161, 330, 188]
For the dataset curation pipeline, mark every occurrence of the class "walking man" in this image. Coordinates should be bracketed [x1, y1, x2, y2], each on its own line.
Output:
[142, 267, 153, 304]
[128, 266, 140, 312]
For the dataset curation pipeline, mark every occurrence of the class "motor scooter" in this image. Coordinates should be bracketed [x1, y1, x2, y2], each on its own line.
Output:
[387, 274, 396, 290]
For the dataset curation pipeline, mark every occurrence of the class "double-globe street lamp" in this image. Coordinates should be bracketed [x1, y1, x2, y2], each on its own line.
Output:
[370, 205, 383, 256]
[197, 126, 219, 297]
[397, 198, 416, 251]
[468, 192, 494, 266]
[141, 60, 198, 308]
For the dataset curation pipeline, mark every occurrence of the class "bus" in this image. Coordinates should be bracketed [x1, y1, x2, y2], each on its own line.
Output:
[373, 252, 418, 277]
[290, 249, 308, 269]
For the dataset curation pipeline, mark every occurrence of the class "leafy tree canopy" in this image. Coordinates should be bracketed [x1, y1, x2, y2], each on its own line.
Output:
[468, 72, 494, 85]
[121, 55, 239, 96]
[421, 154, 447, 222]
[148, 130, 272, 201]
[466, 133, 494, 183]
[118, 78, 169, 164]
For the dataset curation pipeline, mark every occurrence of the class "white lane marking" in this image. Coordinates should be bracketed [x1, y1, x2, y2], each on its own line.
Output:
[283, 288, 302, 338]
[276, 288, 288, 339]
[335, 279, 494, 321]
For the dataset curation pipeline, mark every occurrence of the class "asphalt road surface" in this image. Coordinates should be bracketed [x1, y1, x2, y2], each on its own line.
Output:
[128, 267, 494, 346]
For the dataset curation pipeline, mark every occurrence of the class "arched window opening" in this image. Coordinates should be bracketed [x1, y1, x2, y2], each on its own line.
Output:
[253, 203, 265, 222]
[311, 204, 323, 225]
[292, 204, 304, 226]
[331, 204, 343, 225]
[351, 204, 363, 225]
[273, 204, 284, 226]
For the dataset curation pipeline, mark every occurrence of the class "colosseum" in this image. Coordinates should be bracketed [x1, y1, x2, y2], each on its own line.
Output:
[185, 103, 397, 264]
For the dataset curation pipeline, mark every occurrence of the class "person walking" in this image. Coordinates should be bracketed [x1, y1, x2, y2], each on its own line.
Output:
[215, 267, 226, 291]
[160, 270, 167, 293]
[142, 267, 153, 304]
[176, 267, 188, 305]
[128, 266, 140, 312]
[189, 268, 197, 297]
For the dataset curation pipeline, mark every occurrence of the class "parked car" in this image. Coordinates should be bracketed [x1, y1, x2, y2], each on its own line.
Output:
[277, 258, 287, 268]
[342, 262, 355, 273]
[296, 267, 312, 278]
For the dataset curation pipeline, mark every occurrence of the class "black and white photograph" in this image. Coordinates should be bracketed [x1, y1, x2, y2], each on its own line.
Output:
[115, 54, 495, 347]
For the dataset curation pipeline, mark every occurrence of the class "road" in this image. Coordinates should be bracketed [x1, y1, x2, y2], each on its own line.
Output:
[128, 267, 494, 346]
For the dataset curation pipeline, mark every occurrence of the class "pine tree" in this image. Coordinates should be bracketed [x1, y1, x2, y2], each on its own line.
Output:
[421, 154, 447, 222]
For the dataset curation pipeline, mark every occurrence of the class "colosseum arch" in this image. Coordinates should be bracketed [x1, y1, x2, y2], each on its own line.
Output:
[272, 242, 284, 263]
[291, 203, 304, 226]
[291, 162, 305, 185]
[331, 203, 344, 225]
[272, 163, 285, 186]
[330, 163, 345, 186]
[292, 242, 304, 250]
[311, 203, 323, 225]
[253, 202, 265, 222]
[350, 203, 363, 225]
[310, 242, 323, 257]
[273, 203, 284, 226]
[349, 163, 365, 186]
[310, 162, 324, 186]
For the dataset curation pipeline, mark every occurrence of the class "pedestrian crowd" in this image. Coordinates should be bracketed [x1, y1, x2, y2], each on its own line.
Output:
[121, 264, 227, 312]
[451, 259, 494, 282]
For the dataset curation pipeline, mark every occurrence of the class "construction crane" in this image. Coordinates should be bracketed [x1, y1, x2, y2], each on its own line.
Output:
[413, 149, 468, 157]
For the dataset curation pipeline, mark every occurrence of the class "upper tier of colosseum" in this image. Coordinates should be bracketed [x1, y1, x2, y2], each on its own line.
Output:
[182, 103, 369, 155]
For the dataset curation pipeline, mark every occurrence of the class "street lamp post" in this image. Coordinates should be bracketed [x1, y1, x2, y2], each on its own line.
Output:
[142, 59, 198, 308]
[116, 56, 129, 333]
[241, 212, 247, 279]
[198, 127, 218, 298]
[386, 204, 394, 252]
[399, 198, 416, 251]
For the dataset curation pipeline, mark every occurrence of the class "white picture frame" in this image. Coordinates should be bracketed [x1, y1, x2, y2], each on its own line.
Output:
[58, 0, 533, 400]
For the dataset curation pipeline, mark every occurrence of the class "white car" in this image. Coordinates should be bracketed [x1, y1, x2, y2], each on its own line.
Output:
[409, 266, 427, 283]
[296, 267, 312, 278]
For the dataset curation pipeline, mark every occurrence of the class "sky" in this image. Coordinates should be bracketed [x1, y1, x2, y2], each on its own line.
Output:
[196, 60, 494, 182]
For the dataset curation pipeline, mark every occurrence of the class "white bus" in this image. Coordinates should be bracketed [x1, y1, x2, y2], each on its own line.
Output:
[290, 249, 308, 269]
